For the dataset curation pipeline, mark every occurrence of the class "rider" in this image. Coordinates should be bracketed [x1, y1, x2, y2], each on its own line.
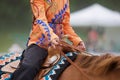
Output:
[11, 0, 86, 80]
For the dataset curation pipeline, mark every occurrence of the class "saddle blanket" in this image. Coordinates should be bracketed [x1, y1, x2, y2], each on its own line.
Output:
[0, 52, 77, 80]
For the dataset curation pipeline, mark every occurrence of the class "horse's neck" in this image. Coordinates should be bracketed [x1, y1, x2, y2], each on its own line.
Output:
[76, 54, 120, 77]
[59, 54, 120, 80]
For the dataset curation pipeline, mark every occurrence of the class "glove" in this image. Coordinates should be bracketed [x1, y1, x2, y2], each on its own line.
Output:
[50, 38, 59, 48]
[76, 41, 86, 51]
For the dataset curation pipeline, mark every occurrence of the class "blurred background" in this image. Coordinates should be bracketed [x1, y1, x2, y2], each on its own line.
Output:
[0, 0, 120, 55]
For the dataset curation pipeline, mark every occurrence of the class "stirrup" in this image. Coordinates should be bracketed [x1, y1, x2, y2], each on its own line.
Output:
[43, 55, 59, 68]
[38, 54, 61, 79]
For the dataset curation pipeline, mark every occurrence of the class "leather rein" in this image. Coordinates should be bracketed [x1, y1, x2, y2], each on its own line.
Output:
[58, 42, 92, 80]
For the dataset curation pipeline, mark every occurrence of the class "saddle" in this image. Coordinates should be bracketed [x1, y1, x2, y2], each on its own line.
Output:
[1, 40, 83, 79]
[35, 40, 84, 79]
[1, 49, 61, 74]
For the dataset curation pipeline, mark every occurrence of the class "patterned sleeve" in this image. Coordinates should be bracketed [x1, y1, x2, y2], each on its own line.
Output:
[62, 1, 83, 46]
[30, 0, 58, 42]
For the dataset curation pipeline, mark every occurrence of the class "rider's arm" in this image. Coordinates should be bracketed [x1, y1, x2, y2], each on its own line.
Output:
[62, 1, 83, 46]
[30, 0, 58, 43]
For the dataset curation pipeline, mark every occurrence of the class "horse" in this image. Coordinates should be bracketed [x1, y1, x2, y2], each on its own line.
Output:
[37, 41, 120, 80]
[0, 41, 120, 80]
[58, 53, 120, 80]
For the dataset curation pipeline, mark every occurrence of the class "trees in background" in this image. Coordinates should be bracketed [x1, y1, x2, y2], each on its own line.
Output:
[0, 0, 120, 30]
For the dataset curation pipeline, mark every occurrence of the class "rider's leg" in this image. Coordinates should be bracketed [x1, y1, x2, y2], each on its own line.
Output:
[11, 44, 48, 80]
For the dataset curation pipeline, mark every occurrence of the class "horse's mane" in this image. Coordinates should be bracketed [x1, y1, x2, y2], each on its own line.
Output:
[76, 53, 120, 76]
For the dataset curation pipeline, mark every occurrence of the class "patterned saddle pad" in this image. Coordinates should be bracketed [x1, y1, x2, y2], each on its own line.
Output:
[0, 52, 21, 80]
[0, 52, 77, 80]
[39, 52, 77, 80]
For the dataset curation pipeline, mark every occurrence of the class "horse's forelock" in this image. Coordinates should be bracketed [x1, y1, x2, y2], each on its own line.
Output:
[77, 53, 120, 76]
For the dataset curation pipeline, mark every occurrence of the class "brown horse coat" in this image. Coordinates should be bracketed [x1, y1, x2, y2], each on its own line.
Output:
[59, 53, 120, 80]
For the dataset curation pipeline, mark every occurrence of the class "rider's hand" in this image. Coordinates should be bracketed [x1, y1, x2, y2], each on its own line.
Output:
[50, 38, 59, 48]
[76, 41, 86, 51]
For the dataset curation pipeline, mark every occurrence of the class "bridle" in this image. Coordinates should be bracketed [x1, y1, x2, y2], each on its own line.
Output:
[58, 41, 93, 80]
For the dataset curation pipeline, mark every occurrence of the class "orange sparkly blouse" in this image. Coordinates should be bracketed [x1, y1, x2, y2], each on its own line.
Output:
[27, 0, 83, 48]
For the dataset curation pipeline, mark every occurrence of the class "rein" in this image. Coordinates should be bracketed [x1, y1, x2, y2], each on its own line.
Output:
[59, 43, 91, 80]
